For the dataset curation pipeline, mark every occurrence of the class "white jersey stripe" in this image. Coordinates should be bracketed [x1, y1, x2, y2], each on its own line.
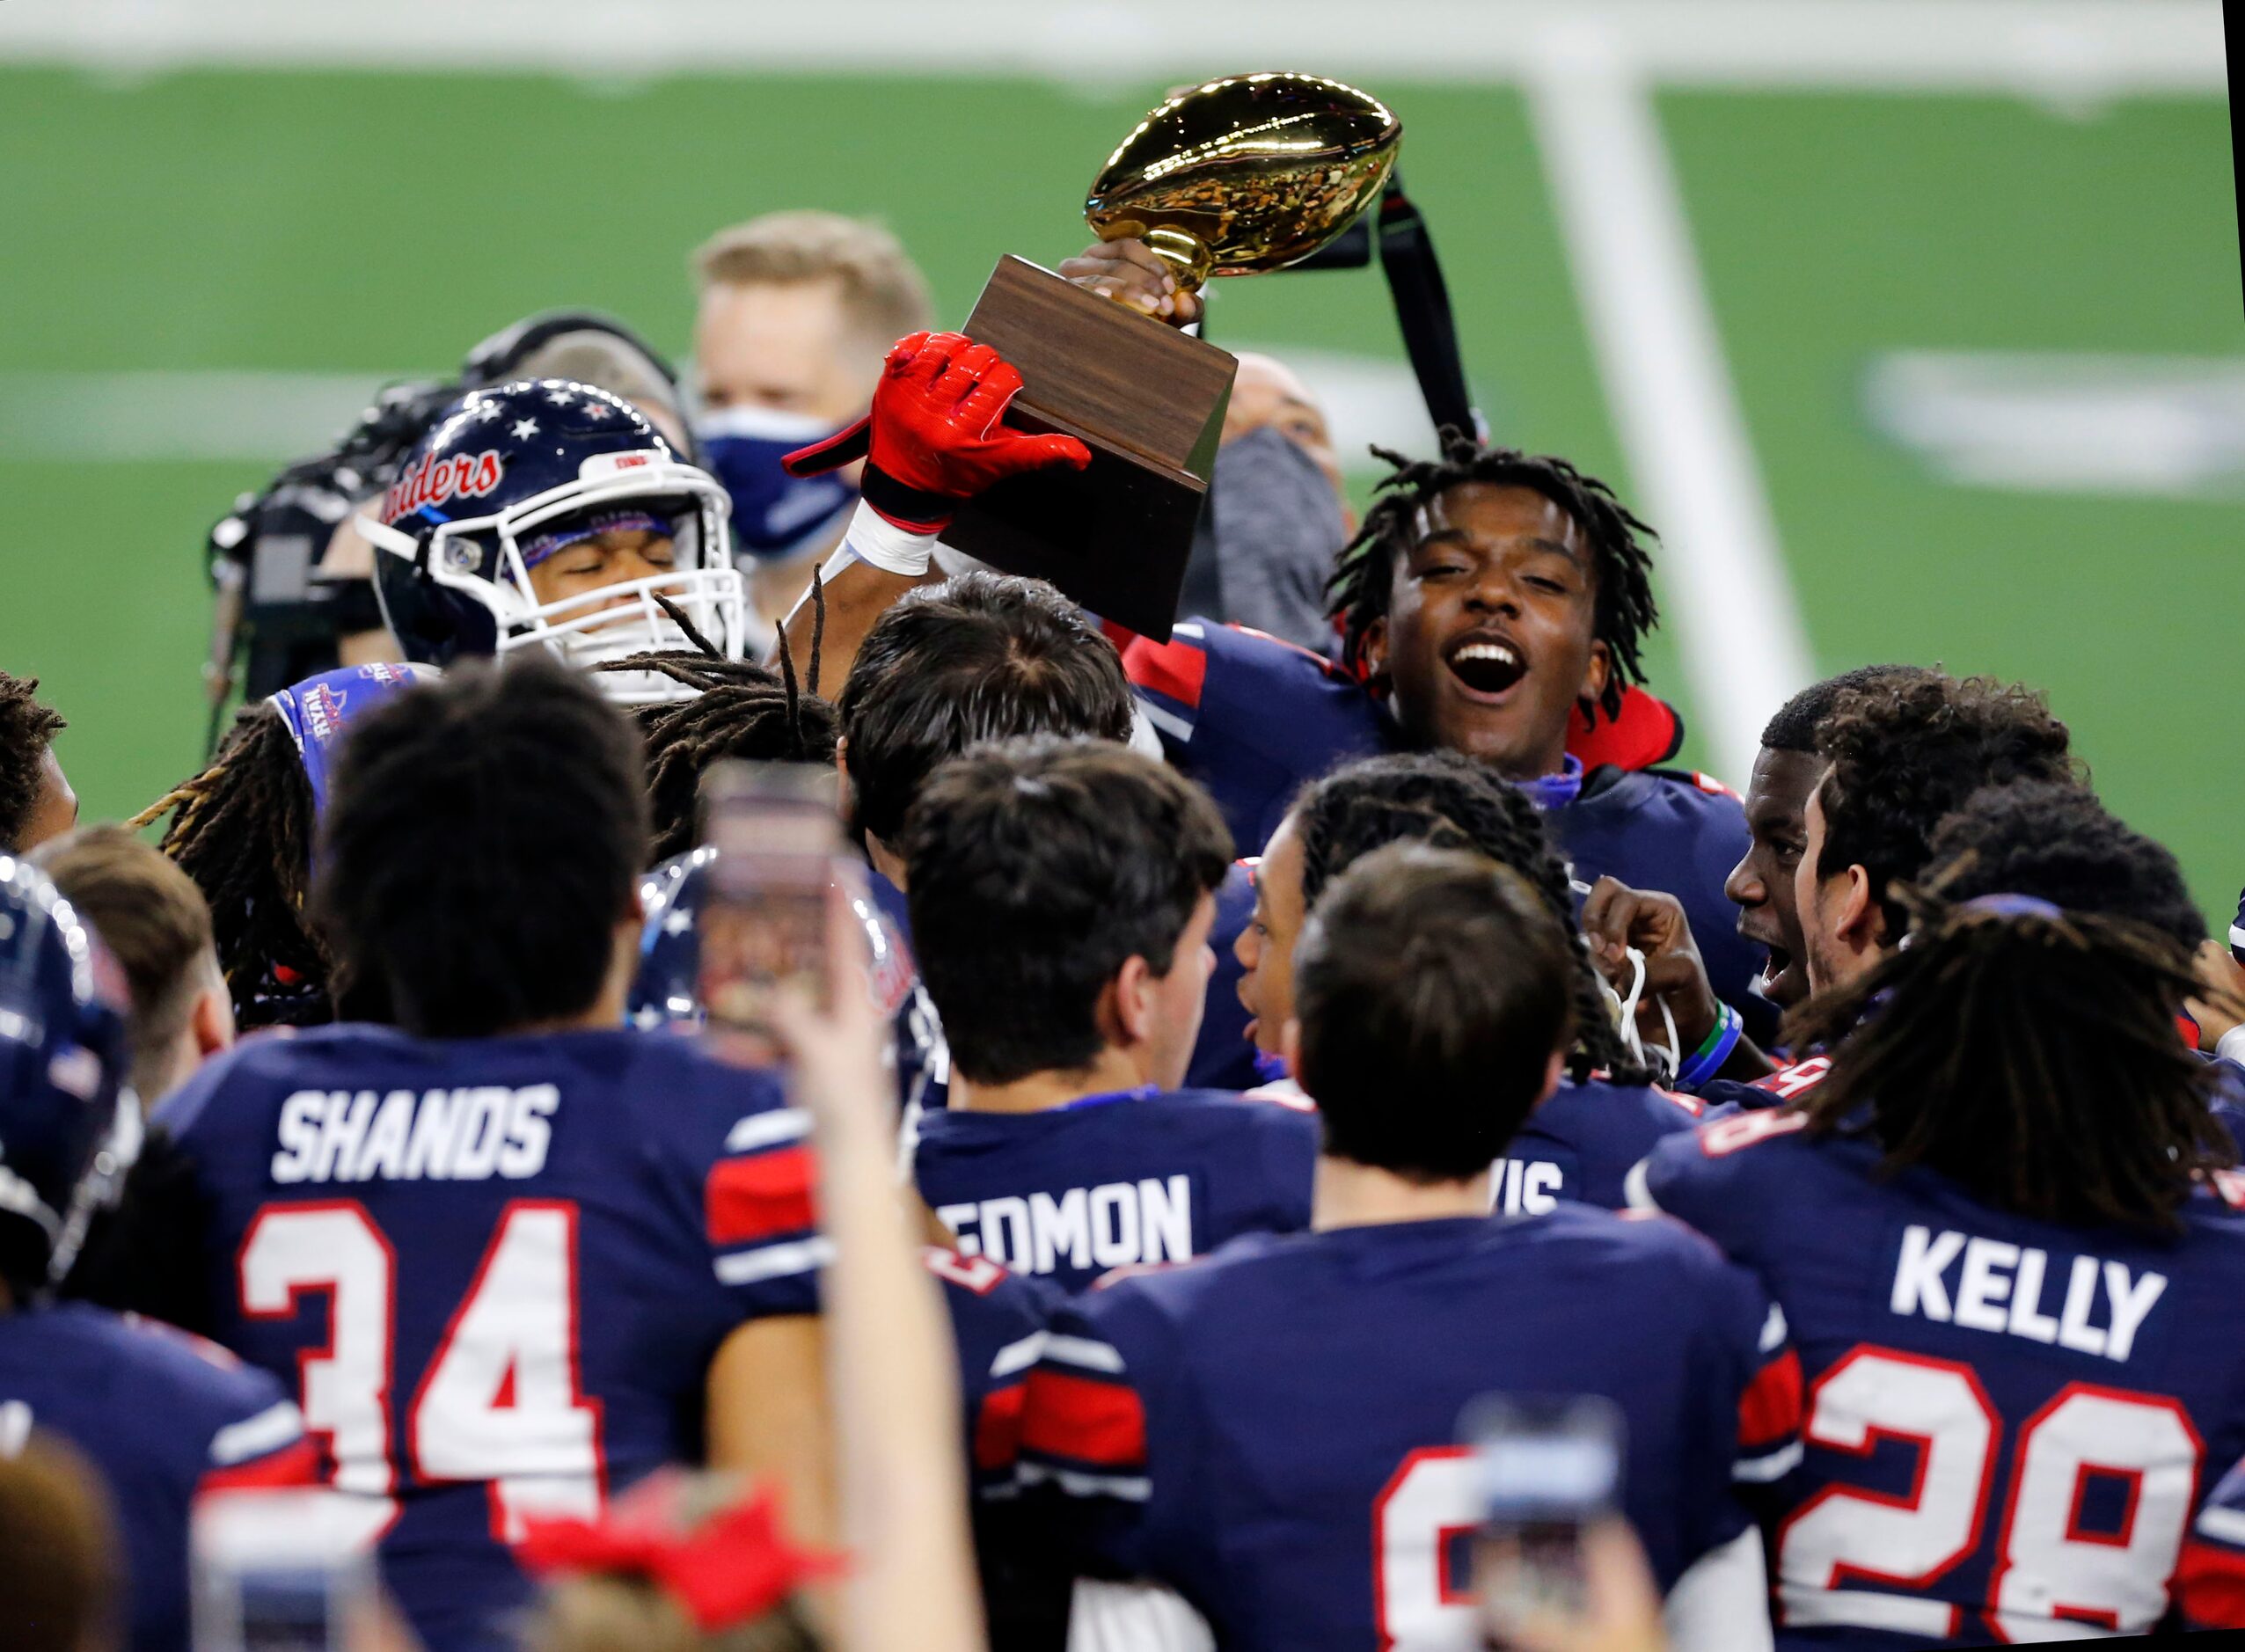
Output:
[714, 1236, 835, 1285]
[209, 1400, 306, 1466]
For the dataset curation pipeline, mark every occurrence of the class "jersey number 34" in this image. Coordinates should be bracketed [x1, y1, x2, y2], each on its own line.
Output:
[238, 1198, 603, 1542]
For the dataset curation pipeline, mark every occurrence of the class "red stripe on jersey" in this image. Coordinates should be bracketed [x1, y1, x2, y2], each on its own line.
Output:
[975, 1381, 1028, 1473]
[1739, 1349, 1804, 1450]
[706, 1146, 818, 1246]
[199, 1436, 322, 1496]
[2176, 1538, 2245, 1628]
[1122, 633, 1207, 710]
[1751, 1056, 1832, 1100]
[1020, 1369, 1147, 1469]
[1699, 1107, 1811, 1158]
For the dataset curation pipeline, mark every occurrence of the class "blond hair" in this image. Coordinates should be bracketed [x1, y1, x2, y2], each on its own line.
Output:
[692, 211, 932, 347]
[32, 824, 219, 1100]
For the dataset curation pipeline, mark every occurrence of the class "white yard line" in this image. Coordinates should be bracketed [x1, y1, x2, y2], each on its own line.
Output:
[1527, 25, 1815, 782]
[0, 371, 420, 462]
[0, 1, 2225, 95]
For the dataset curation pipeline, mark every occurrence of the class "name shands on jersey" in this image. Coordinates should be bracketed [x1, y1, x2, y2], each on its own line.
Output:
[1017, 1209, 1800, 1652]
[0, 1305, 314, 1652]
[912, 1088, 1319, 1293]
[1641, 1112, 2245, 1647]
[147, 1024, 823, 1652]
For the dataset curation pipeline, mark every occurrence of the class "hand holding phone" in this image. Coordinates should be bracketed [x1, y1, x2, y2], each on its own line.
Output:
[698, 762, 850, 1066]
[1466, 1395, 1664, 1652]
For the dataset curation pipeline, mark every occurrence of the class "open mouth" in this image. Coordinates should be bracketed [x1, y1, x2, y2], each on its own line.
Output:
[1444, 633, 1529, 698]
[1757, 943, 1795, 995]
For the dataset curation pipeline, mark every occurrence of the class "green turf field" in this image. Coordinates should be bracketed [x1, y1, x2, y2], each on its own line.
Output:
[0, 65, 2234, 923]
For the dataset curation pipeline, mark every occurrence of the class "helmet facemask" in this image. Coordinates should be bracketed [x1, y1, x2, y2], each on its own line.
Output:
[372, 450, 750, 705]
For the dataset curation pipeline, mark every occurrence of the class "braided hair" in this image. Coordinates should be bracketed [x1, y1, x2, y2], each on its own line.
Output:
[1788, 879, 2236, 1234]
[1326, 433, 1661, 721]
[0, 671, 66, 852]
[599, 589, 837, 866]
[1289, 750, 1649, 1085]
[126, 703, 325, 1027]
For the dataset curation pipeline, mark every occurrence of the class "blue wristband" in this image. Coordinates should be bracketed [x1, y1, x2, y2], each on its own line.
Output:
[1677, 1002, 1744, 1088]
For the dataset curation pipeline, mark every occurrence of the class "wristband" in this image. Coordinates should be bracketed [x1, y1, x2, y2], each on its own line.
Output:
[2219, 1024, 2245, 1071]
[858, 463, 956, 536]
[835, 500, 937, 578]
[1676, 1001, 1744, 1089]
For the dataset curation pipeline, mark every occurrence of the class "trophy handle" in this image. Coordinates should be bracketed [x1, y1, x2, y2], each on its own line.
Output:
[1093, 223, 1216, 296]
[1139, 227, 1215, 294]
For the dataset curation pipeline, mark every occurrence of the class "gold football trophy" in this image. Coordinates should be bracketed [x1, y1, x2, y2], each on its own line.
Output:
[943, 72, 1401, 640]
[1086, 71, 1402, 292]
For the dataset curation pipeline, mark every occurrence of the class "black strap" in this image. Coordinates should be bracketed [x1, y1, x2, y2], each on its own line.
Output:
[1372, 176, 1486, 442]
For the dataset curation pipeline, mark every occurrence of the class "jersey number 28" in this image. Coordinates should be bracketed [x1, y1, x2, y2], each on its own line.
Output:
[1779, 1345, 2201, 1641]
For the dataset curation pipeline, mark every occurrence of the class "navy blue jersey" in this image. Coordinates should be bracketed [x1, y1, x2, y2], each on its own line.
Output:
[919, 1246, 1058, 1495]
[1018, 1210, 1801, 1651]
[1495, 1078, 1707, 1212]
[1642, 1111, 2245, 1647]
[2209, 1055, 2245, 1157]
[924, 1246, 1071, 1651]
[913, 1088, 1319, 1294]
[0, 1303, 313, 1652]
[1124, 620, 1772, 1041]
[148, 1024, 822, 1652]
[1692, 1052, 1833, 1114]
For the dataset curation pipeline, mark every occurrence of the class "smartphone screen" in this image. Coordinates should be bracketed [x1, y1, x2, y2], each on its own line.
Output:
[1464, 1393, 1625, 1634]
[698, 762, 845, 1060]
[192, 1489, 383, 1652]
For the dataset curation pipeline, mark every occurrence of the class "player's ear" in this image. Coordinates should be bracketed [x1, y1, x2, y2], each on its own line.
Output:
[1359, 616, 1391, 685]
[191, 963, 236, 1060]
[1576, 639, 1612, 708]
[1538, 1047, 1565, 1107]
[1836, 865, 1881, 951]
[1105, 955, 1156, 1049]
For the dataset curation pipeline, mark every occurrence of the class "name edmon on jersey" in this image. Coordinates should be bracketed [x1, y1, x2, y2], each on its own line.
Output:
[939, 1176, 1194, 1276]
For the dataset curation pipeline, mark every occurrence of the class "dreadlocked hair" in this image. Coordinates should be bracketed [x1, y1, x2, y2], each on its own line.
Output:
[600, 587, 837, 865]
[125, 702, 325, 1027]
[1785, 874, 2236, 1236]
[0, 671, 66, 852]
[1325, 432, 1660, 720]
[1289, 750, 1648, 1085]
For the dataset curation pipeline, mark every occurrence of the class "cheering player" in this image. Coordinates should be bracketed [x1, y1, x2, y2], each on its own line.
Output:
[1020, 844, 1796, 1651]
[1235, 749, 1700, 1208]
[1636, 880, 2245, 1643]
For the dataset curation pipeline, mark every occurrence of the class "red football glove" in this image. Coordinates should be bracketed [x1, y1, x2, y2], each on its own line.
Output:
[782, 331, 1092, 533]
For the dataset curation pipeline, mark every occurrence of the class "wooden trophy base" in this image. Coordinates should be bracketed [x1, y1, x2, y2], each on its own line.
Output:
[944, 254, 1236, 641]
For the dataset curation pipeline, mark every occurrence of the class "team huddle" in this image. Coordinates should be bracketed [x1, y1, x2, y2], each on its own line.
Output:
[1, 215, 2242, 1652]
